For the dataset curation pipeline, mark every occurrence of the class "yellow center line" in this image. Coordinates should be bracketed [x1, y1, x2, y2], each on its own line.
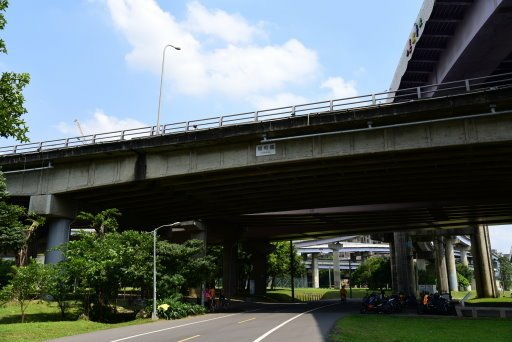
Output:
[238, 317, 256, 324]
[177, 335, 200, 342]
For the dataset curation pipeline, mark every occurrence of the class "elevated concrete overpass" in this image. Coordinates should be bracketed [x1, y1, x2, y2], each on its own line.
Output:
[2, 82, 512, 241]
[391, 0, 512, 96]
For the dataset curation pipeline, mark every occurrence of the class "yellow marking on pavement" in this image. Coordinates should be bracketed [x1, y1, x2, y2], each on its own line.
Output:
[238, 317, 256, 324]
[178, 335, 200, 342]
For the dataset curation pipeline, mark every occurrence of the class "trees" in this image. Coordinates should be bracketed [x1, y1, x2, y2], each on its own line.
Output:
[456, 262, 473, 289]
[267, 241, 305, 289]
[157, 239, 215, 299]
[0, 172, 28, 263]
[64, 229, 153, 321]
[76, 208, 121, 238]
[16, 213, 45, 266]
[43, 263, 74, 319]
[0, 0, 30, 142]
[498, 254, 512, 291]
[1, 261, 47, 322]
[351, 256, 391, 290]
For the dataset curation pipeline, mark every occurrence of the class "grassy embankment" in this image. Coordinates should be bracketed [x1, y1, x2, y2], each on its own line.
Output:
[0, 301, 152, 342]
[329, 315, 512, 342]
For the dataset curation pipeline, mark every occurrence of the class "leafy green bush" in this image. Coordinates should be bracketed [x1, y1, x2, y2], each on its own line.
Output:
[156, 297, 206, 320]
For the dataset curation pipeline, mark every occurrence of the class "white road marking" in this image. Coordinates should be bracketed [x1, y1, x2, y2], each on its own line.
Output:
[251, 302, 339, 342]
[110, 314, 236, 342]
[110, 308, 263, 342]
[238, 317, 256, 324]
[177, 335, 200, 342]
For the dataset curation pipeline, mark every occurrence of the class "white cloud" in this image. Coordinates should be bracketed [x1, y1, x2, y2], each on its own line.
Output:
[57, 110, 146, 136]
[98, 0, 321, 98]
[321, 77, 358, 99]
[183, 1, 263, 44]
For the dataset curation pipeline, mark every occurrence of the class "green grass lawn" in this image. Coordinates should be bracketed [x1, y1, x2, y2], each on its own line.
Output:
[265, 288, 512, 303]
[329, 315, 512, 342]
[451, 290, 512, 304]
[0, 301, 152, 342]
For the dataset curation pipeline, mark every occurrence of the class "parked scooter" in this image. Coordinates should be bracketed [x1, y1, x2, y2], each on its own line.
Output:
[417, 292, 455, 315]
[360, 293, 402, 314]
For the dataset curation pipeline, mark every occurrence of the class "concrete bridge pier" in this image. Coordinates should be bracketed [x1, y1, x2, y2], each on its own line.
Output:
[445, 238, 459, 292]
[328, 242, 341, 289]
[392, 232, 416, 295]
[311, 252, 320, 289]
[29, 195, 77, 264]
[45, 218, 72, 264]
[248, 240, 272, 295]
[470, 225, 498, 298]
[434, 237, 449, 294]
[222, 237, 239, 298]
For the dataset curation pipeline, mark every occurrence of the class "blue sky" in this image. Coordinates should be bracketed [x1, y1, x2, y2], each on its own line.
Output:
[1, 0, 511, 254]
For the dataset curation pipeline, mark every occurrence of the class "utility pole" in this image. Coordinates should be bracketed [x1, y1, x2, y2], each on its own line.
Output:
[290, 240, 295, 302]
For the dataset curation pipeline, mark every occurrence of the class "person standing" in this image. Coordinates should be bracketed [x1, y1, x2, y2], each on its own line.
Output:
[340, 285, 347, 303]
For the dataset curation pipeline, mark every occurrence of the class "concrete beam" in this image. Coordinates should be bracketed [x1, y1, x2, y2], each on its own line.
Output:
[29, 194, 77, 218]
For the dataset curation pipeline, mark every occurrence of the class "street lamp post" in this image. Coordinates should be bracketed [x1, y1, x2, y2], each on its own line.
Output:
[152, 222, 182, 320]
[156, 44, 181, 135]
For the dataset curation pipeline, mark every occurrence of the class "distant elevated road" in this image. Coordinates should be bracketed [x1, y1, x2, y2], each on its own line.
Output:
[49, 300, 357, 342]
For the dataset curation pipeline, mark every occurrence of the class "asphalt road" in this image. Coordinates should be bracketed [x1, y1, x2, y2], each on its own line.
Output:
[49, 299, 359, 342]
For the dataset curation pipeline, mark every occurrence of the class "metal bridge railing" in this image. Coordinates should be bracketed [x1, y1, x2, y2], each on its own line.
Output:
[2, 72, 512, 156]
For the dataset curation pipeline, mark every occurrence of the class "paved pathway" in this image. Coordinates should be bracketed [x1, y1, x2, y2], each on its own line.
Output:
[49, 299, 360, 342]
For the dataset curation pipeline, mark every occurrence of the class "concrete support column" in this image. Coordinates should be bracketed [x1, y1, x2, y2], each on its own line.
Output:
[328, 243, 341, 289]
[45, 218, 72, 264]
[445, 238, 459, 292]
[460, 246, 469, 266]
[470, 225, 498, 298]
[311, 253, 320, 289]
[223, 238, 238, 298]
[434, 237, 449, 293]
[410, 258, 418, 297]
[393, 232, 415, 295]
[248, 240, 272, 295]
[29, 194, 77, 264]
[389, 237, 398, 293]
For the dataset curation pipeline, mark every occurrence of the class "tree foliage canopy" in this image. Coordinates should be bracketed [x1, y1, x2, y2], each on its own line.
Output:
[76, 208, 121, 238]
[157, 239, 215, 298]
[0, 172, 27, 256]
[498, 254, 512, 291]
[63, 228, 153, 321]
[351, 256, 391, 290]
[267, 241, 305, 289]
[0, 0, 30, 142]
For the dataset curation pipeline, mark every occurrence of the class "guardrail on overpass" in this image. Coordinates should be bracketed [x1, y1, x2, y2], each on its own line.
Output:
[2, 72, 512, 156]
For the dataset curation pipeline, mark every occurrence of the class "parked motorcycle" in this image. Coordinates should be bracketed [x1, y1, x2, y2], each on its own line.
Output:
[360, 293, 402, 314]
[417, 293, 455, 315]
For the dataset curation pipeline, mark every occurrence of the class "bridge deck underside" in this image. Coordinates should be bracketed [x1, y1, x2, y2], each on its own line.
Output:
[62, 140, 512, 240]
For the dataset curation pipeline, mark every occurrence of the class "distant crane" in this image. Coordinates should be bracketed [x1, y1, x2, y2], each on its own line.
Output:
[74, 119, 85, 137]
[74, 119, 86, 144]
